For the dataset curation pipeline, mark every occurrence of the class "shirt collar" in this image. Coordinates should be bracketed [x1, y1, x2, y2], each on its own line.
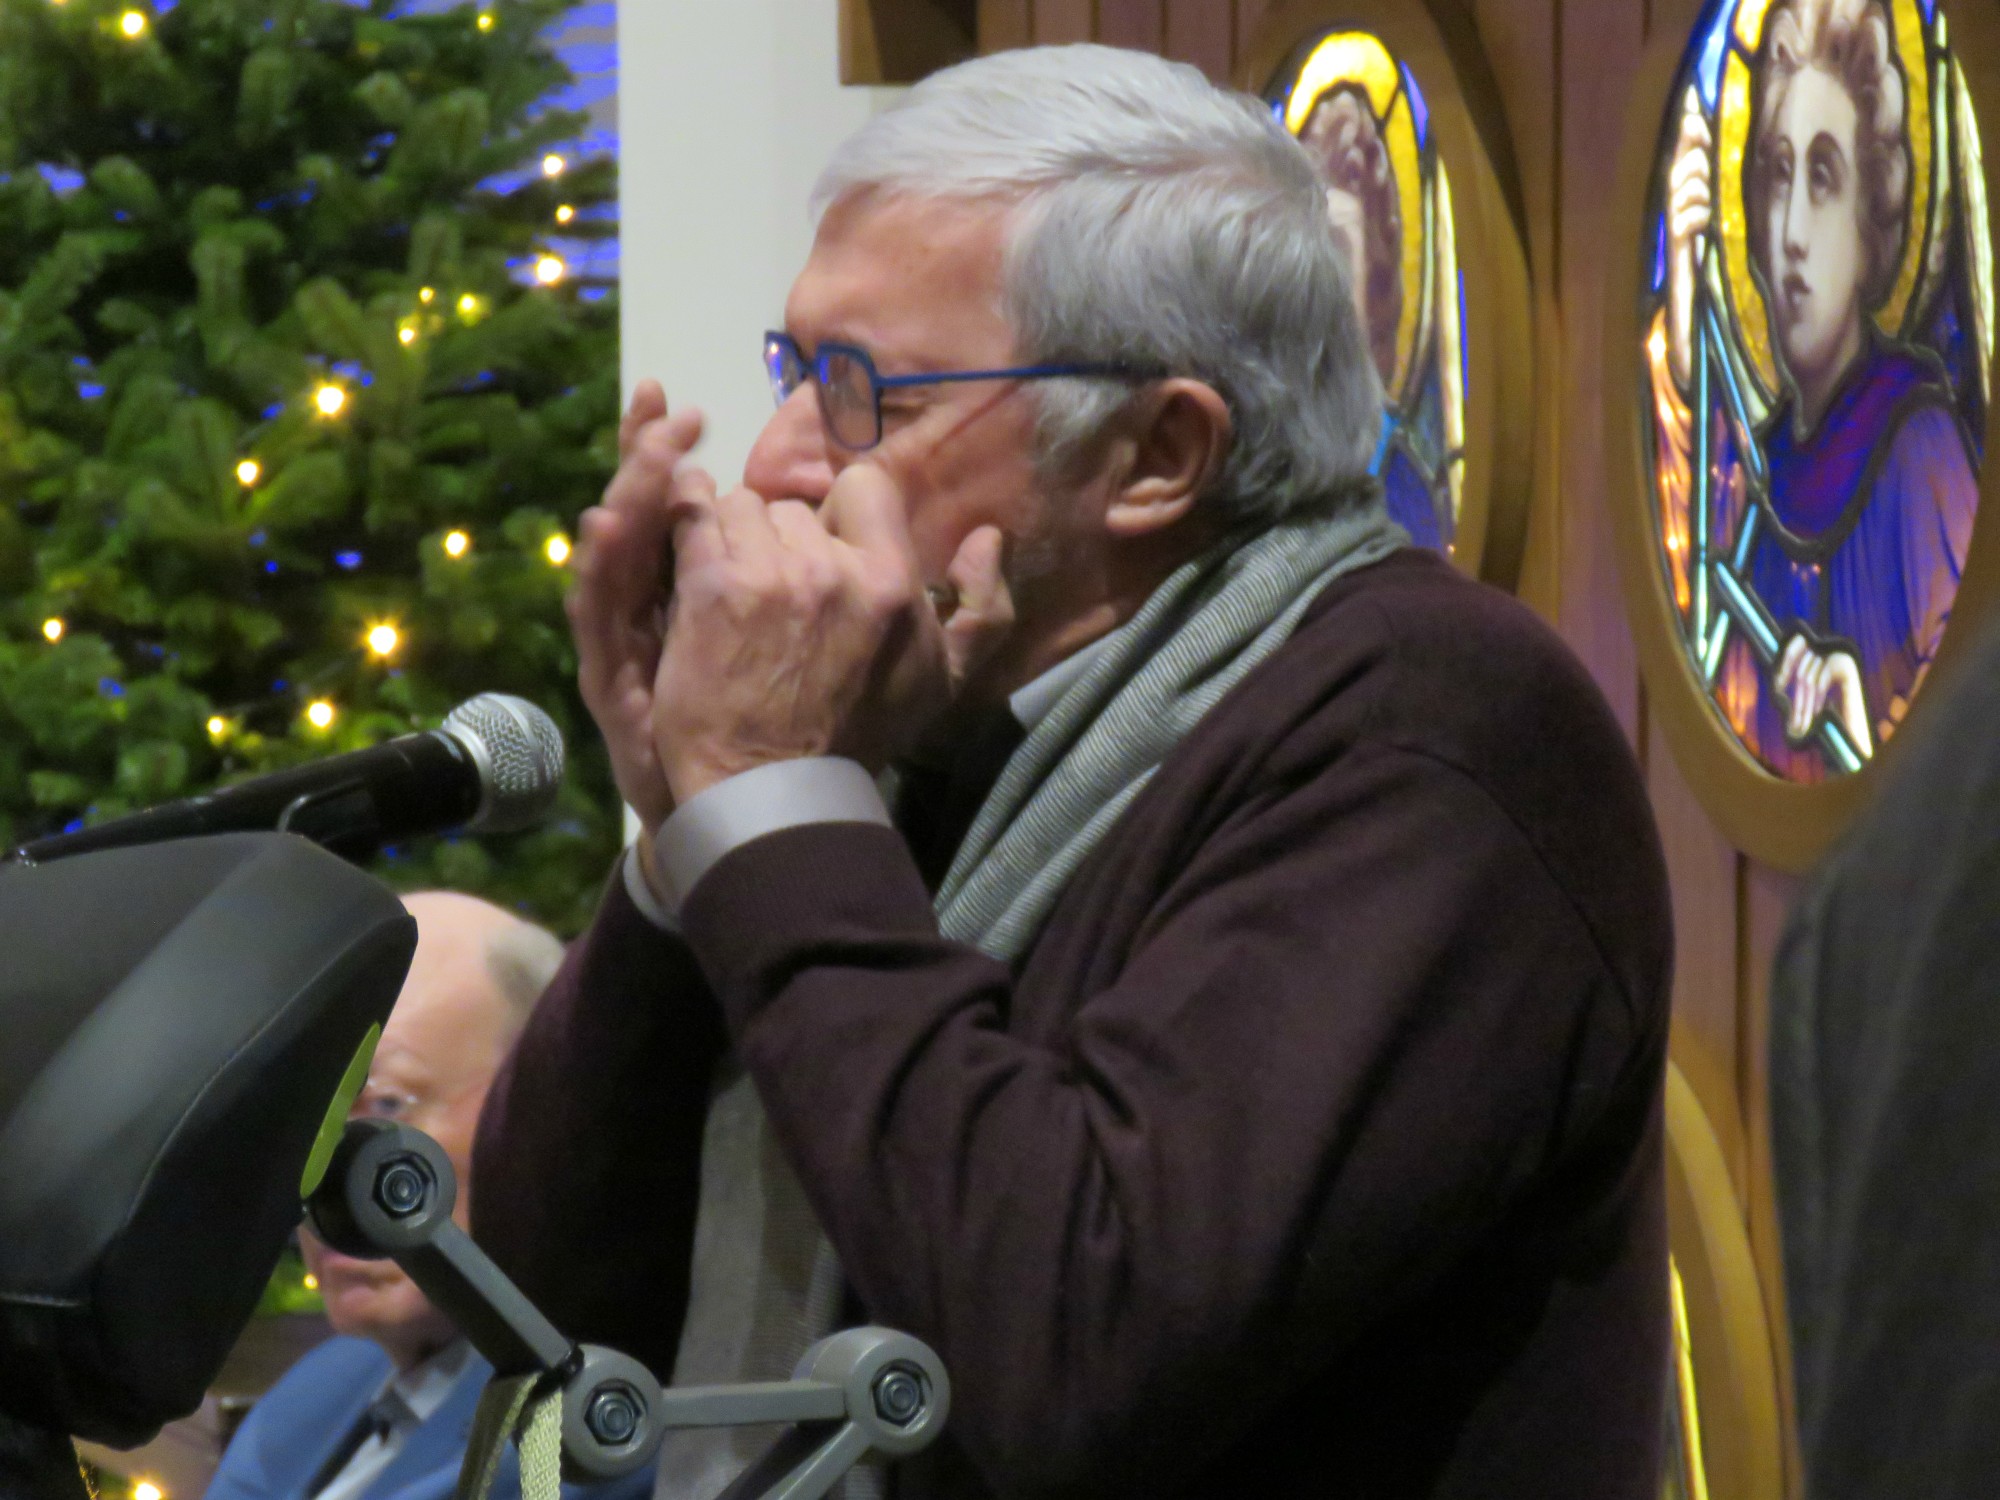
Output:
[1006, 634, 1114, 732]
[387, 1338, 474, 1423]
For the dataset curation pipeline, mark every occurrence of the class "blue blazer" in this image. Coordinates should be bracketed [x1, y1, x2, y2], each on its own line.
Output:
[204, 1336, 655, 1500]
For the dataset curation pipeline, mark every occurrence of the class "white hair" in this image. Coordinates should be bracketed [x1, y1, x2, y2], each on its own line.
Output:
[811, 44, 1383, 526]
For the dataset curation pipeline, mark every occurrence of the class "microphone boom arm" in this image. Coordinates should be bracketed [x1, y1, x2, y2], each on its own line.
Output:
[305, 1122, 948, 1499]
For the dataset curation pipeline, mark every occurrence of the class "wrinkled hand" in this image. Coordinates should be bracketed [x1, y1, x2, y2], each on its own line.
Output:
[652, 463, 1013, 804]
[567, 379, 706, 842]
[1775, 634, 1874, 758]
[1666, 90, 1713, 390]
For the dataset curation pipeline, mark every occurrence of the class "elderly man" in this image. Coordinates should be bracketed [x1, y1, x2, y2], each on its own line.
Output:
[206, 893, 652, 1500]
[474, 45, 1672, 1500]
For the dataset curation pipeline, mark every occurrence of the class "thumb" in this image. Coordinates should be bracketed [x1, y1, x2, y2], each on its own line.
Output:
[821, 461, 915, 566]
[941, 525, 1015, 690]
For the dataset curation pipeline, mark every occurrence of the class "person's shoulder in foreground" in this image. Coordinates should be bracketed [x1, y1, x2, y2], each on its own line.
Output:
[1771, 612, 2000, 1500]
[204, 1335, 653, 1500]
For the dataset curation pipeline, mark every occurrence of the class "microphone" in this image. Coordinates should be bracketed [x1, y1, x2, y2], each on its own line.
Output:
[9, 693, 566, 866]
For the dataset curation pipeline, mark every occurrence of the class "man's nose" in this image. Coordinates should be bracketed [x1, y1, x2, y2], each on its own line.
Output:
[743, 385, 837, 504]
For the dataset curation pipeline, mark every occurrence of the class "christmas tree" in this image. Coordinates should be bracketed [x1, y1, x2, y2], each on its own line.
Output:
[0, 0, 620, 932]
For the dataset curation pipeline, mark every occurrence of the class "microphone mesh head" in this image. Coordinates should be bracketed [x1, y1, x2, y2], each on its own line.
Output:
[440, 694, 566, 832]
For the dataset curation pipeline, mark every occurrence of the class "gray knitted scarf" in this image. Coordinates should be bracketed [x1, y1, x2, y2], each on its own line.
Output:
[653, 495, 1405, 1499]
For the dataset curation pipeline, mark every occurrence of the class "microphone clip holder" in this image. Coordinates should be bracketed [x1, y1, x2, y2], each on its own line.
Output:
[305, 1120, 949, 1500]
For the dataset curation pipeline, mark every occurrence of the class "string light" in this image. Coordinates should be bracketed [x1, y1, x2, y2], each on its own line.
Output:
[134, 1483, 164, 1500]
[544, 534, 571, 566]
[305, 699, 336, 730]
[475, 10, 493, 29]
[397, 323, 417, 345]
[418, 286, 435, 304]
[206, 716, 228, 740]
[235, 458, 260, 486]
[443, 529, 471, 558]
[41, 617, 63, 643]
[533, 255, 565, 285]
[313, 382, 346, 417]
[118, 10, 146, 38]
[554, 204, 574, 225]
[365, 622, 401, 658]
[302, 1273, 319, 1291]
[541, 153, 565, 177]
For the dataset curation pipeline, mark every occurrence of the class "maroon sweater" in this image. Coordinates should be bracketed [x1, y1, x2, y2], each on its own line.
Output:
[473, 549, 1673, 1499]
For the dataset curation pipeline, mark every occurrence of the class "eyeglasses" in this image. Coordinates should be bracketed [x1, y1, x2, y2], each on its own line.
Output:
[764, 330, 1159, 451]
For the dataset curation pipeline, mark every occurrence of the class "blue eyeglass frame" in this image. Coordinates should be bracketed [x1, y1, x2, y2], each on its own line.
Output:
[764, 329, 1160, 451]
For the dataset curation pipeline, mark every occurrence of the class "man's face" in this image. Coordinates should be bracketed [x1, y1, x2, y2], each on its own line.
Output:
[742, 192, 1053, 586]
[1760, 63, 1869, 395]
[301, 900, 517, 1368]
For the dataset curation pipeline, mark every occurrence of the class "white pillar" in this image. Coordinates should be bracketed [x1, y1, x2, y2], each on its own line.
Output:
[617, 0, 902, 487]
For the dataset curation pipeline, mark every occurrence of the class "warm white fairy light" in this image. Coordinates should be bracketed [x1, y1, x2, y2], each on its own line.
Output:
[118, 10, 146, 38]
[457, 292, 480, 316]
[41, 617, 63, 642]
[365, 623, 401, 658]
[306, 699, 336, 730]
[534, 255, 565, 285]
[541, 153, 565, 177]
[418, 286, 435, 304]
[313, 383, 346, 417]
[544, 534, 571, 566]
[397, 324, 417, 345]
[235, 458, 260, 486]
[443, 530, 471, 558]
[475, 10, 493, 29]
[134, 1482, 164, 1500]
[206, 715, 228, 740]
[554, 204, 574, 224]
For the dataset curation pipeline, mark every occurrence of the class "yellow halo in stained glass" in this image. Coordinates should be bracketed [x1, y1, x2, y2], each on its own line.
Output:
[1284, 30, 1399, 131]
[1279, 30, 1428, 403]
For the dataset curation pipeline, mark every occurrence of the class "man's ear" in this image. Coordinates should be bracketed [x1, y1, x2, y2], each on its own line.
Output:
[1102, 379, 1233, 539]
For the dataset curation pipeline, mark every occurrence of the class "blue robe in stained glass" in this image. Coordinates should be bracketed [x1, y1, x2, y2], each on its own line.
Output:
[1733, 340, 1978, 779]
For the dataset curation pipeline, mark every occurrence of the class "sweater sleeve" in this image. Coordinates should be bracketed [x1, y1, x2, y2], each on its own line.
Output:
[470, 864, 729, 1378]
[680, 738, 1649, 1497]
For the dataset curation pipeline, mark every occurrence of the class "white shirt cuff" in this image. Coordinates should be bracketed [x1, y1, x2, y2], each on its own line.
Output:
[651, 757, 894, 911]
[621, 842, 680, 931]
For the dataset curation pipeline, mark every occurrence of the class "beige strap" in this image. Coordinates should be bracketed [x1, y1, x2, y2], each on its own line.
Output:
[454, 1370, 565, 1500]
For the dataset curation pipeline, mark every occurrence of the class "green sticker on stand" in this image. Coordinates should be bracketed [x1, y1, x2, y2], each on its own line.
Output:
[299, 1021, 381, 1199]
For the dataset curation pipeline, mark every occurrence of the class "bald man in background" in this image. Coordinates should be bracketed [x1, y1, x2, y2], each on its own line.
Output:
[206, 893, 654, 1500]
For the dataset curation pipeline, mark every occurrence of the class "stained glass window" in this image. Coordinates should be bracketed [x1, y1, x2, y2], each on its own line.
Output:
[1641, 0, 1989, 782]
[1265, 31, 1467, 554]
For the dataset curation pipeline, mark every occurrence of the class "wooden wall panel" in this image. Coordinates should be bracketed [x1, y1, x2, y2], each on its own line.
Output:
[1651, 717, 1750, 1204]
[1164, 0, 1234, 82]
[1032, 0, 1094, 45]
[1554, 0, 1645, 737]
[1102, 0, 1167, 54]
[1467, 0, 1560, 622]
[977, 0, 1031, 51]
[1236, 0, 1275, 77]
